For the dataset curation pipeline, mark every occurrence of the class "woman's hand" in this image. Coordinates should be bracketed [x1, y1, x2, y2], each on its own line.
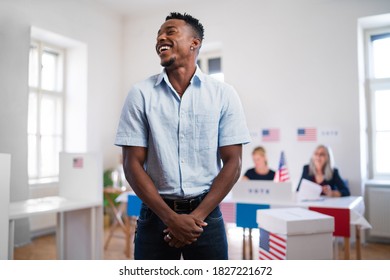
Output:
[321, 185, 333, 196]
[322, 185, 341, 197]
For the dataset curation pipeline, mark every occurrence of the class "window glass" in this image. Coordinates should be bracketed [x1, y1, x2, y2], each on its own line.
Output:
[40, 136, 62, 177]
[28, 92, 38, 134]
[208, 57, 221, 74]
[375, 131, 390, 174]
[374, 90, 390, 131]
[40, 95, 56, 135]
[41, 49, 60, 91]
[372, 35, 390, 78]
[28, 135, 38, 178]
[28, 41, 64, 181]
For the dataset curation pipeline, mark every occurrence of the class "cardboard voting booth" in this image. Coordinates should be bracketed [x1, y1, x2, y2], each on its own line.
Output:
[257, 208, 334, 260]
[232, 181, 294, 204]
[232, 181, 294, 228]
[58, 152, 103, 259]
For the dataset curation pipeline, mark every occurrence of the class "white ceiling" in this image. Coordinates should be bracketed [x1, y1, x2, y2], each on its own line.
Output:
[93, 0, 192, 17]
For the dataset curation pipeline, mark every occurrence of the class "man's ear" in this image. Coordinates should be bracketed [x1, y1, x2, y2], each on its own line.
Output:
[191, 38, 202, 51]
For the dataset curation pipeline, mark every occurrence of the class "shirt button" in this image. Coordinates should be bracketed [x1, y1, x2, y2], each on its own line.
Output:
[181, 160, 184, 163]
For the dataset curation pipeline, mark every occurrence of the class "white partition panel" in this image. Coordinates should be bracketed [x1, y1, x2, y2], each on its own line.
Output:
[0, 153, 11, 260]
[59, 152, 102, 203]
[59, 153, 103, 259]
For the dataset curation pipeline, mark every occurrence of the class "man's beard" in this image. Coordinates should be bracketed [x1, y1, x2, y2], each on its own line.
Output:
[161, 57, 175, 68]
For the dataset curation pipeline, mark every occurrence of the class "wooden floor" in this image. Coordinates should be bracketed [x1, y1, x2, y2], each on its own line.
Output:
[14, 224, 390, 260]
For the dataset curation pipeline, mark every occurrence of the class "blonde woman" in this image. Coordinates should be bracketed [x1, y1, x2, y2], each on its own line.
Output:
[243, 146, 275, 180]
[297, 145, 350, 197]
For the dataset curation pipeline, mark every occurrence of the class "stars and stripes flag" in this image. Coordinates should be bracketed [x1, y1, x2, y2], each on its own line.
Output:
[262, 128, 280, 142]
[72, 157, 84, 169]
[274, 151, 290, 182]
[219, 202, 236, 223]
[259, 228, 287, 260]
[297, 128, 317, 141]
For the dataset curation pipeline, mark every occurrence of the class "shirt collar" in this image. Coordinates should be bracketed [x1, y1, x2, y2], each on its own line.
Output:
[155, 65, 205, 87]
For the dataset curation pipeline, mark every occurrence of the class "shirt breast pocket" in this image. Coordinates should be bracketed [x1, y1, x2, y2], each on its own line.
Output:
[195, 114, 218, 151]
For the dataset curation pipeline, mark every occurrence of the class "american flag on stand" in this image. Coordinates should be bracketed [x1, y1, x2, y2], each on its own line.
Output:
[259, 228, 287, 260]
[262, 128, 280, 142]
[297, 128, 317, 142]
[274, 151, 290, 182]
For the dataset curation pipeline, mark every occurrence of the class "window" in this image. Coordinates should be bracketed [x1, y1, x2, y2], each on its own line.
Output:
[365, 29, 390, 178]
[197, 51, 224, 81]
[28, 41, 65, 183]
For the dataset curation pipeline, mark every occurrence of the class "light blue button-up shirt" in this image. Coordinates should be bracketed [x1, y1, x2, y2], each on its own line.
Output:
[115, 67, 250, 199]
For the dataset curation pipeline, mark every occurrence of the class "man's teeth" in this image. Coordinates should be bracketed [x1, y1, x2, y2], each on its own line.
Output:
[159, 46, 171, 53]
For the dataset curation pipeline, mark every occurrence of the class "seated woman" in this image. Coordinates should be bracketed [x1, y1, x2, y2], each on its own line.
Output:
[297, 145, 350, 197]
[243, 146, 275, 180]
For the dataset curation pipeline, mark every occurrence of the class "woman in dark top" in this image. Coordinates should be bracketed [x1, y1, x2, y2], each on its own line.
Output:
[243, 146, 275, 180]
[297, 145, 350, 197]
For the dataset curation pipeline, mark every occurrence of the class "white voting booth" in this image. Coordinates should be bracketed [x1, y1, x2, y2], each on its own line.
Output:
[0, 154, 11, 260]
[257, 208, 334, 260]
[232, 181, 294, 204]
[58, 153, 103, 259]
[8, 152, 103, 259]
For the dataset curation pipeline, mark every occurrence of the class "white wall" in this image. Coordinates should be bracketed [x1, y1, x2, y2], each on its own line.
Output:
[0, 0, 124, 242]
[122, 0, 390, 196]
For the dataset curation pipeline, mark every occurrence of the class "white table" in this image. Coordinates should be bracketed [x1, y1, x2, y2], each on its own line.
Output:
[8, 196, 102, 260]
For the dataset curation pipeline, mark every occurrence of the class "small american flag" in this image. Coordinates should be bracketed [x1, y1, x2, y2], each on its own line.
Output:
[259, 228, 287, 260]
[73, 157, 84, 169]
[262, 128, 280, 142]
[297, 128, 317, 141]
[219, 202, 236, 223]
[274, 151, 290, 182]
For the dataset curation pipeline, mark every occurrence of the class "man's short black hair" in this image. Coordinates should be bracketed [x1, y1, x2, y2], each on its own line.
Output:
[166, 12, 204, 41]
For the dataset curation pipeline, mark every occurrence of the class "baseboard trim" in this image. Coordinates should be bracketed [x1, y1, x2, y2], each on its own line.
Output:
[30, 227, 56, 239]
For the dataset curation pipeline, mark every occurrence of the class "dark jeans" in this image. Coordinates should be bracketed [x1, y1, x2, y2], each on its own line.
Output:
[134, 203, 228, 260]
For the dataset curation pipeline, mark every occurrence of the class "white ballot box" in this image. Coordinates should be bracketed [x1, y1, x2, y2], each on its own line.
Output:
[257, 208, 334, 260]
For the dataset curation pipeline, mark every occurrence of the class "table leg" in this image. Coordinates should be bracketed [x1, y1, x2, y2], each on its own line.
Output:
[333, 237, 339, 260]
[356, 225, 361, 260]
[104, 195, 127, 250]
[8, 219, 15, 260]
[249, 228, 253, 260]
[344, 237, 350, 260]
[124, 215, 131, 258]
[90, 207, 96, 260]
[57, 212, 64, 260]
[242, 228, 246, 260]
[130, 216, 137, 259]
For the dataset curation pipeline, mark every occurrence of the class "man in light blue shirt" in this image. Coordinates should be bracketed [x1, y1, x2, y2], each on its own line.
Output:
[115, 12, 250, 260]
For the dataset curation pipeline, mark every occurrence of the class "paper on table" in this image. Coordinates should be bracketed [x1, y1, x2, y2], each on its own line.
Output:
[298, 179, 323, 201]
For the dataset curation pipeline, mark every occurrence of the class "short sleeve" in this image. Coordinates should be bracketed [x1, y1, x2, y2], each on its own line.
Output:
[332, 168, 350, 197]
[244, 169, 251, 178]
[114, 86, 149, 147]
[218, 85, 251, 147]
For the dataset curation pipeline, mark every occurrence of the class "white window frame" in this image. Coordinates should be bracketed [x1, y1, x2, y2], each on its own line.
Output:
[364, 27, 390, 179]
[28, 40, 66, 184]
[197, 50, 224, 81]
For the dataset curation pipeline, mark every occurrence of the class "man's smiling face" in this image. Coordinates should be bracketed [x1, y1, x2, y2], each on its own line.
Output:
[156, 19, 198, 69]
